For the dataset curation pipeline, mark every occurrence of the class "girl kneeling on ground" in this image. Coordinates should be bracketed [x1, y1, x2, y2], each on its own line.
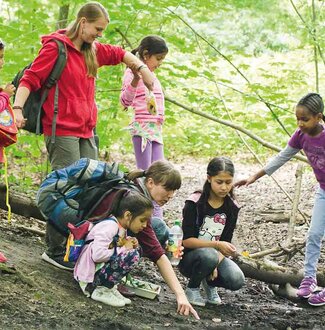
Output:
[179, 157, 245, 307]
[74, 191, 153, 307]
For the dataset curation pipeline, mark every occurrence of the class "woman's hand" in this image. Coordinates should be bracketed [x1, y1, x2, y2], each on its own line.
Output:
[13, 108, 26, 129]
[3, 83, 15, 97]
[176, 292, 200, 320]
[215, 241, 237, 257]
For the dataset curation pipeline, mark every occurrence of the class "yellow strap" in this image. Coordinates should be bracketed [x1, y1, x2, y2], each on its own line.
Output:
[3, 150, 11, 223]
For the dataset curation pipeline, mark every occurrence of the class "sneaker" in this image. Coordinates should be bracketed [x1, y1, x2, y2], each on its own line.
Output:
[41, 252, 74, 271]
[308, 289, 325, 306]
[202, 279, 222, 305]
[112, 286, 132, 305]
[79, 281, 91, 298]
[91, 286, 125, 307]
[185, 287, 206, 307]
[117, 283, 136, 297]
[297, 277, 317, 298]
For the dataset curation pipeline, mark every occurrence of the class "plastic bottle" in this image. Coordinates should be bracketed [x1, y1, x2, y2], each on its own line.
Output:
[166, 220, 183, 266]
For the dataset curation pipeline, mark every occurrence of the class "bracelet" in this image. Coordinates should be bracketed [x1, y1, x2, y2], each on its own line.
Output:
[13, 106, 24, 111]
[137, 64, 148, 71]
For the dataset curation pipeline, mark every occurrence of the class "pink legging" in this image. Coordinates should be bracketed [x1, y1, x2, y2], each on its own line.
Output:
[132, 136, 164, 170]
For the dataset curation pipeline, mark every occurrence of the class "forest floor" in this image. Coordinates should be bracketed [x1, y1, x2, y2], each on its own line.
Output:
[1, 155, 325, 330]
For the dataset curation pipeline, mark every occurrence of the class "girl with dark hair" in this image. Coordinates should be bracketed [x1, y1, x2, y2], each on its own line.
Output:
[13, 2, 154, 171]
[74, 191, 153, 307]
[179, 157, 245, 307]
[236, 93, 325, 306]
[120, 35, 168, 171]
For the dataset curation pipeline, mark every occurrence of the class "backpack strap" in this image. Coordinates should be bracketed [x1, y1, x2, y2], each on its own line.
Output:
[86, 216, 120, 258]
[186, 191, 202, 227]
[36, 39, 68, 142]
[186, 192, 202, 203]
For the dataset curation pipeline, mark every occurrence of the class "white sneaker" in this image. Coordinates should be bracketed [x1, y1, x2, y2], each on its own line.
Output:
[79, 282, 91, 298]
[112, 286, 132, 305]
[91, 286, 125, 307]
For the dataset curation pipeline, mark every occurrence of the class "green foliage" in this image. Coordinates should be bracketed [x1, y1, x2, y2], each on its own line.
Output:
[0, 0, 324, 192]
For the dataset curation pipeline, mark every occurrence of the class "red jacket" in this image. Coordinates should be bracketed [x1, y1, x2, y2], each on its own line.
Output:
[19, 30, 126, 138]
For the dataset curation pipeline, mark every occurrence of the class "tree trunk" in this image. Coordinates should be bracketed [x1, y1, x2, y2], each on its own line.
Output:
[56, 4, 69, 30]
[236, 256, 325, 287]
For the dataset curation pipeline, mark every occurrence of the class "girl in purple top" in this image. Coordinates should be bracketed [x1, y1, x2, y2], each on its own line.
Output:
[74, 191, 153, 307]
[236, 93, 325, 306]
[120, 36, 168, 171]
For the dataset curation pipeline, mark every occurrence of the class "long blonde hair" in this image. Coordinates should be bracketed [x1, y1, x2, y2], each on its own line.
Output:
[66, 2, 109, 77]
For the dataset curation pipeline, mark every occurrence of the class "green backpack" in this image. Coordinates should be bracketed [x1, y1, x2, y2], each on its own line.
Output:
[12, 39, 67, 142]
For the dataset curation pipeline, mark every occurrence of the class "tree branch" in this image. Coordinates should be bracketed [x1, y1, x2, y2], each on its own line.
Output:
[165, 95, 308, 163]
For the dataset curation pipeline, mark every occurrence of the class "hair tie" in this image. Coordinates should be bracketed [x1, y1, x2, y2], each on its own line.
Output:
[143, 170, 147, 177]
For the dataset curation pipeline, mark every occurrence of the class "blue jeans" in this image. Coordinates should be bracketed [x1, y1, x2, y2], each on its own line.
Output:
[304, 186, 325, 278]
[179, 247, 245, 290]
[151, 217, 169, 248]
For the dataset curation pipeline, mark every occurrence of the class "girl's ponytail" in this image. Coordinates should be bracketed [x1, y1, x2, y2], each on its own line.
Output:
[131, 46, 140, 56]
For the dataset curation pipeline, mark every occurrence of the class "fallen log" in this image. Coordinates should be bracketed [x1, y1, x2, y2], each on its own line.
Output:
[270, 283, 302, 303]
[236, 255, 325, 287]
[0, 184, 44, 221]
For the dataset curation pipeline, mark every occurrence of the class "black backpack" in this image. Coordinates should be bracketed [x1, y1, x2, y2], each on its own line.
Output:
[12, 39, 67, 142]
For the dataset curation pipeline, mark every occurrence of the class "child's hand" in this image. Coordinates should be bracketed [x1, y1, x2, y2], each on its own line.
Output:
[3, 83, 15, 97]
[215, 241, 237, 257]
[130, 68, 141, 88]
[234, 176, 256, 187]
[209, 267, 218, 281]
[123, 238, 135, 250]
[124, 237, 138, 249]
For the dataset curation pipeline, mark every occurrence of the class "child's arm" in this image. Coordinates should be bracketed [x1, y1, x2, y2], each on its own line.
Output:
[183, 237, 237, 257]
[91, 222, 126, 263]
[120, 68, 140, 108]
[235, 145, 300, 187]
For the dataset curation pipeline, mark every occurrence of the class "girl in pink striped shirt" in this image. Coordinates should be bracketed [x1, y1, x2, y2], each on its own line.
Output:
[120, 36, 168, 171]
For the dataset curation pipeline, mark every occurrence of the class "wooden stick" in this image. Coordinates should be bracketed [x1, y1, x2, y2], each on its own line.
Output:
[286, 164, 303, 245]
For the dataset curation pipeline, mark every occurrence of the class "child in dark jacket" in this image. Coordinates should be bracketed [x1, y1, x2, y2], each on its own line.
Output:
[179, 157, 245, 307]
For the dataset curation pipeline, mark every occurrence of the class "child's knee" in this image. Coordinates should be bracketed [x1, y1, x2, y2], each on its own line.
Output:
[227, 271, 245, 290]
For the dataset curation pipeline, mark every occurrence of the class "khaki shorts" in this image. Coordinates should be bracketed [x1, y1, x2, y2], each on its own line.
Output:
[45, 135, 98, 171]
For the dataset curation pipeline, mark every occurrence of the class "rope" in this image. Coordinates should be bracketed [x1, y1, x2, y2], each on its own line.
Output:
[3, 149, 11, 223]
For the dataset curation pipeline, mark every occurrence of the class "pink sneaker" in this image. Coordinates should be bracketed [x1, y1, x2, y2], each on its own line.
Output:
[297, 277, 317, 298]
[308, 289, 325, 306]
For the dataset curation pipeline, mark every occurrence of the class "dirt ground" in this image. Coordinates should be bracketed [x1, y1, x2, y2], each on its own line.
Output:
[1, 157, 325, 330]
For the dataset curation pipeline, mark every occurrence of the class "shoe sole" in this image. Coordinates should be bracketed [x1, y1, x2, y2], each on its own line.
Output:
[297, 290, 318, 299]
[41, 252, 74, 271]
[207, 300, 222, 305]
[308, 301, 325, 307]
[91, 296, 126, 307]
[188, 300, 206, 307]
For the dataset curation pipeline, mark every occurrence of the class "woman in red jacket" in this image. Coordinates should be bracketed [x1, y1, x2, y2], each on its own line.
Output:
[13, 2, 153, 170]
